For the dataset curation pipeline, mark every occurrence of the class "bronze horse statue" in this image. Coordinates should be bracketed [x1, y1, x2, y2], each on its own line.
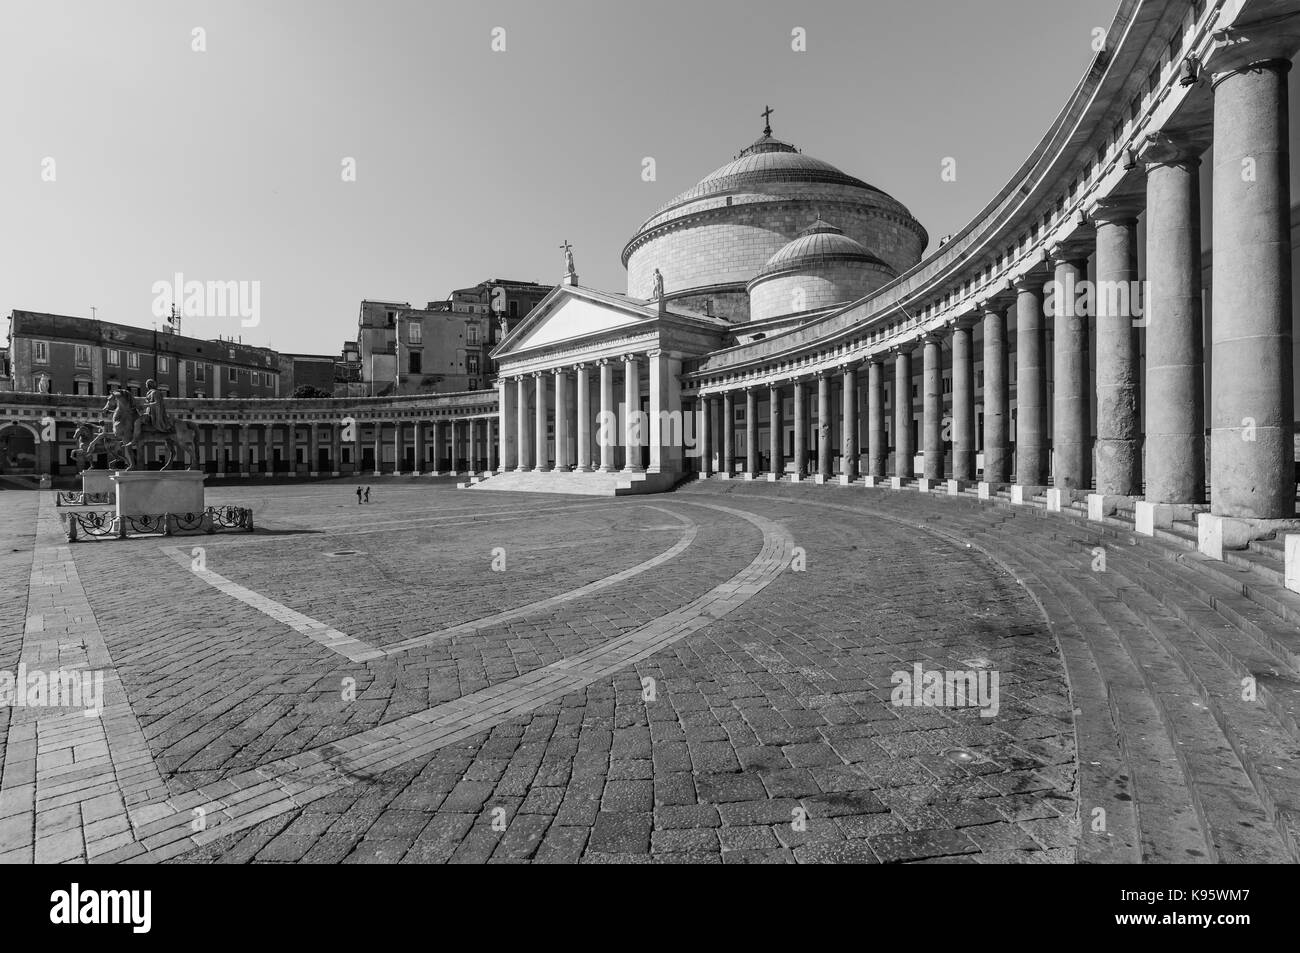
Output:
[100, 390, 198, 470]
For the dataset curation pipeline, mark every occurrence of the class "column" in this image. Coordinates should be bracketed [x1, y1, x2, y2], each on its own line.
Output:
[622, 354, 642, 472]
[394, 421, 405, 474]
[598, 359, 615, 472]
[516, 376, 531, 471]
[982, 300, 1010, 484]
[922, 337, 943, 481]
[649, 349, 683, 475]
[868, 359, 887, 479]
[414, 420, 425, 474]
[534, 371, 549, 471]
[309, 422, 320, 475]
[351, 417, 362, 476]
[700, 395, 713, 475]
[841, 364, 858, 482]
[793, 381, 808, 478]
[952, 323, 975, 483]
[1051, 250, 1091, 494]
[1142, 133, 1204, 504]
[1092, 202, 1141, 498]
[372, 422, 382, 476]
[554, 368, 571, 471]
[817, 373, 832, 480]
[745, 387, 759, 476]
[576, 363, 592, 471]
[1210, 55, 1293, 518]
[487, 420, 498, 473]
[498, 377, 516, 472]
[330, 422, 341, 476]
[722, 391, 735, 476]
[1014, 277, 1049, 487]
[893, 350, 912, 480]
[769, 382, 783, 478]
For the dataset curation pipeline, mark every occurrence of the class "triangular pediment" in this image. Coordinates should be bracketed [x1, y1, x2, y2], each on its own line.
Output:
[497, 287, 654, 356]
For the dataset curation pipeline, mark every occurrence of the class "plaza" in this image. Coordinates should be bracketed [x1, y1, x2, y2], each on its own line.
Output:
[0, 474, 1295, 863]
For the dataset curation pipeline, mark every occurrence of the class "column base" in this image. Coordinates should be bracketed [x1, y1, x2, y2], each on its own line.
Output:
[946, 479, 968, 496]
[838, 473, 857, 486]
[765, 472, 779, 482]
[1087, 493, 1136, 522]
[977, 482, 1006, 500]
[917, 478, 941, 493]
[1197, 515, 1300, 561]
[814, 473, 828, 485]
[889, 477, 910, 490]
[1134, 501, 1201, 537]
[1011, 485, 1045, 506]
[331, 471, 341, 477]
[717, 472, 731, 480]
[1285, 535, 1300, 595]
[863, 475, 884, 488]
[789, 473, 802, 484]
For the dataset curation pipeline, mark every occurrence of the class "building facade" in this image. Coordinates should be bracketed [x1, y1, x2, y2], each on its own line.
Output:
[5, 311, 280, 400]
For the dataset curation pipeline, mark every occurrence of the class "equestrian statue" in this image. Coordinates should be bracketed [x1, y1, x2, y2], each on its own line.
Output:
[76, 381, 198, 471]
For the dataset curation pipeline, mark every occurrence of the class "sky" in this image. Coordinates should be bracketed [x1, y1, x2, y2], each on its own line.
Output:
[1, 0, 1119, 355]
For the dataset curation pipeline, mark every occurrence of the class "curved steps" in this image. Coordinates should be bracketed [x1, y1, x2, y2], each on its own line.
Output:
[677, 478, 1300, 863]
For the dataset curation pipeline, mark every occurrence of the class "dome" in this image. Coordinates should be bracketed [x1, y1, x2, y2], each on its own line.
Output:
[621, 121, 928, 323]
[755, 218, 893, 278]
[656, 134, 884, 210]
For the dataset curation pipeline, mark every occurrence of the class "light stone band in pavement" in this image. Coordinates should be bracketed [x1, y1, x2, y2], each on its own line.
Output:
[159, 503, 698, 662]
[29, 496, 791, 863]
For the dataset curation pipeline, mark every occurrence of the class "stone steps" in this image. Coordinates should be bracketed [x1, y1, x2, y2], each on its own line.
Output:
[681, 479, 1300, 862]
[467, 469, 679, 496]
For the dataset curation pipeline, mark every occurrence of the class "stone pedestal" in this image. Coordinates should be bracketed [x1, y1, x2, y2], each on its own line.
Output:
[1011, 485, 1044, 506]
[767, 472, 780, 482]
[1135, 501, 1199, 537]
[917, 479, 938, 494]
[946, 479, 967, 496]
[1045, 488, 1081, 513]
[1197, 514, 1300, 561]
[889, 477, 908, 490]
[112, 470, 206, 518]
[864, 475, 882, 488]
[82, 470, 114, 495]
[743, 472, 756, 481]
[1285, 535, 1300, 595]
[977, 482, 1005, 500]
[1087, 493, 1136, 522]
[789, 474, 803, 484]
[814, 474, 827, 485]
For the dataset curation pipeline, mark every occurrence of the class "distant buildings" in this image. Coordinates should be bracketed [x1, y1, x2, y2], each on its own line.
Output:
[2, 278, 553, 403]
[3, 311, 280, 399]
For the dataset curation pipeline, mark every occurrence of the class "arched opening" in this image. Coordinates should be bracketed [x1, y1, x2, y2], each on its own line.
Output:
[0, 424, 38, 474]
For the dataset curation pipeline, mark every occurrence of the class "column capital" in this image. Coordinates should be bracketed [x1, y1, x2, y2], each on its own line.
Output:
[1047, 239, 1091, 269]
[1138, 129, 1208, 168]
[574, 361, 588, 372]
[1087, 194, 1143, 227]
[1205, 19, 1300, 81]
[552, 366, 569, 377]
[621, 352, 642, 365]
[530, 370, 544, 380]
[977, 290, 1016, 315]
[920, 331, 946, 347]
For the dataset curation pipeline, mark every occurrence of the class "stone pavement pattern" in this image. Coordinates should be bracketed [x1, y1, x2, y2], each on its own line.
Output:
[2, 482, 1080, 863]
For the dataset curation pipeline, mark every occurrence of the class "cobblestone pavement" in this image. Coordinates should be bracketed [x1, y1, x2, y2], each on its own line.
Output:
[1, 482, 1078, 863]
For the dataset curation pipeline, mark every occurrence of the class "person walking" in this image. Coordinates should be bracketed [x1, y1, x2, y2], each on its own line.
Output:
[356, 486, 362, 504]
[364, 486, 371, 503]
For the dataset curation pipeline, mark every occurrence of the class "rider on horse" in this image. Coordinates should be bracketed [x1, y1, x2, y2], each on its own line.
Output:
[127, 379, 171, 449]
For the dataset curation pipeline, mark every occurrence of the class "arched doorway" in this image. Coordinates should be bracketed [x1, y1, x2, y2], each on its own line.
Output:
[0, 424, 38, 474]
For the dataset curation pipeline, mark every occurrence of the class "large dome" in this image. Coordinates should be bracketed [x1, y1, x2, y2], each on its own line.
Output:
[747, 219, 898, 322]
[622, 126, 927, 323]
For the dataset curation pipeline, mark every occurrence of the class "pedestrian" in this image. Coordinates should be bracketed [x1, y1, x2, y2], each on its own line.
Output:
[364, 486, 371, 503]
[356, 486, 362, 504]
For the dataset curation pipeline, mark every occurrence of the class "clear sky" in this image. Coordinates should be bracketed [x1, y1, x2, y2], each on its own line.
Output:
[1, 0, 1119, 354]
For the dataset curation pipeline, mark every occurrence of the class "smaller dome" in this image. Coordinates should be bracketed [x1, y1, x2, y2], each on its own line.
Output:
[756, 218, 893, 278]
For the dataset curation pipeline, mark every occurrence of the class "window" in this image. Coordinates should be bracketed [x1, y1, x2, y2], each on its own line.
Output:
[107, 349, 120, 366]
[386, 311, 396, 326]
[466, 354, 480, 374]
[469, 378, 478, 391]
[509, 301, 518, 318]
[127, 351, 140, 369]
[408, 323, 422, 344]
[75, 345, 90, 366]
[228, 367, 237, 383]
[195, 363, 206, 382]
[158, 356, 170, 373]
[408, 352, 422, 374]
[467, 325, 480, 346]
[33, 341, 49, 363]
